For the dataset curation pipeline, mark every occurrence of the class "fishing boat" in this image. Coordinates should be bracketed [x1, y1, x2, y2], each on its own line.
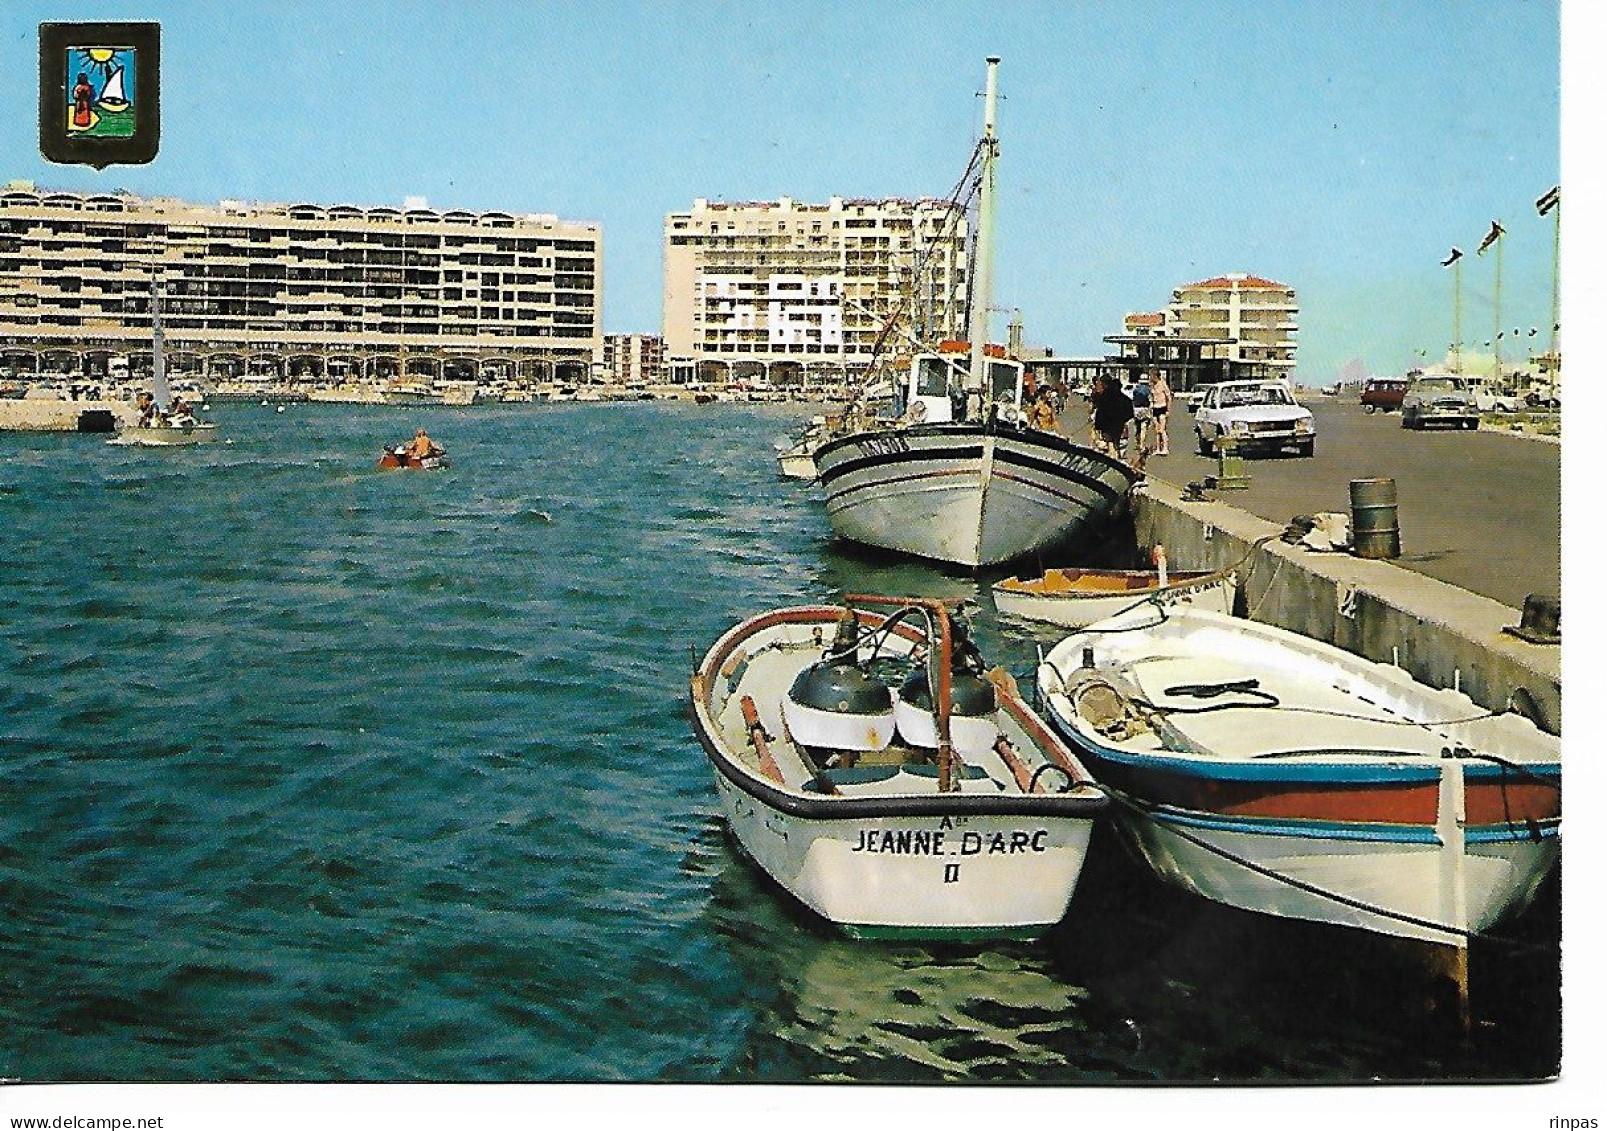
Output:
[690, 595, 1108, 940]
[109, 280, 219, 447]
[994, 548, 1235, 629]
[1036, 605, 1561, 947]
[811, 59, 1136, 569]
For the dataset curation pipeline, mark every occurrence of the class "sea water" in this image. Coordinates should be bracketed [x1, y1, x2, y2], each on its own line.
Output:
[0, 402, 1558, 1082]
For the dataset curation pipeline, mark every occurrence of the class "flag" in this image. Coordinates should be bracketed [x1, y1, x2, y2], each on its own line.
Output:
[1441, 247, 1462, 267]
[1536, 185, 1560, 215]
[1477, 221, 1505, 254]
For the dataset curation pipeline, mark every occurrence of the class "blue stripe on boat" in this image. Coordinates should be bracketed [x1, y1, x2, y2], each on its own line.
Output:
[1143, 806, 1561, 845]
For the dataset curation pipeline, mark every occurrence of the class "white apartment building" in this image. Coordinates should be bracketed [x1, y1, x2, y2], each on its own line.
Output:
[663, 196, 969, 386]
[602, 332, 664, 385]
[0, 183, 602, 386]
[1166, 274, 1298, 376]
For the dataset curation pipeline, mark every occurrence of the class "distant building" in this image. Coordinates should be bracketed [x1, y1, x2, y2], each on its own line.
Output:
[1122, 311, 1168, 336]
[662, 195, 969, 388]
[602, 332, 664, 384]
[0, 184, 602, 386]
[1166, 273, 1298, 376]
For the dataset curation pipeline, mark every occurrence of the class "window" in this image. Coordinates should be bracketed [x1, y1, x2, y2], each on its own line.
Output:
[989, 360, 1019, 402]
[916, 357, 953, 398]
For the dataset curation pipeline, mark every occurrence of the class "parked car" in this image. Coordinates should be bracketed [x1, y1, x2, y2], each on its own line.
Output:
[1400, 376, 1480, 430]
[1474, 389, 1520, 413]
[1193, 380, 1316, 457]
[1360, 378, 1408, 413]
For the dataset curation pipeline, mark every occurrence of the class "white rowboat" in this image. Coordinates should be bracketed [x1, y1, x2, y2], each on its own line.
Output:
[691, 595, 1107, 940]
[994, 563, 1235, 629]
[1037, 605, 1561, 947]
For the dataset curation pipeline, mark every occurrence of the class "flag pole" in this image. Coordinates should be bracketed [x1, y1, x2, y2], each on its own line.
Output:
[1549, 200, 1561, 360]
[1493, 230, 1504, 379]
[1453, 256, 1463, 375]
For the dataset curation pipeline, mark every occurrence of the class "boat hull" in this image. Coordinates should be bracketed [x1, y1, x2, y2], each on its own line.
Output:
[711, 773, 1096, 939]
[776, 451, 817, 480]
[379, 451, 448, 470]
[1039, 607, 1562, 946]
[994, 571, 1234, 628]
[109, 423, 218, 446]
[1109, 800, 1557, 945]
[813, 424, 1135, 568]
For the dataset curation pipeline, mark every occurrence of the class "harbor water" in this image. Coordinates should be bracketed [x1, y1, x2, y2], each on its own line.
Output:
[0, 402, 1558, 1082]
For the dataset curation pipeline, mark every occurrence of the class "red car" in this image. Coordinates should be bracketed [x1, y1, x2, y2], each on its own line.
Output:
[1360, 378, 1407, 413]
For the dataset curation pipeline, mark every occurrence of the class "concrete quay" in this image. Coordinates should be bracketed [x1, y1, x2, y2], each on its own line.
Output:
[0, 398, 136, 432]
[1129, 476, 1561, 735]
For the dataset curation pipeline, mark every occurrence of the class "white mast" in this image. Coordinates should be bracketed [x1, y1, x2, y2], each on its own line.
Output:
[965, 57, 1001, 407]
[150, 272, 170, 411]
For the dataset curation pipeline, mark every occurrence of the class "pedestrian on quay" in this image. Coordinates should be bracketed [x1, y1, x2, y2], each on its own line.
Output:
[1131, 374, 1154, 464]
[1028, 388, 1058, 432]
[1150, 369, 1173, 456]
[1089, 373, 1133, 461]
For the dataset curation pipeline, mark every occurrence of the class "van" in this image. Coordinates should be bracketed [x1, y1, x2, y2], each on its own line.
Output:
[1360, 378, 1407, 413]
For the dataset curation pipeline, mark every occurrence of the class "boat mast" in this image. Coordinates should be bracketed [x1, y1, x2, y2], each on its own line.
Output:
[965, 57, 1000, 409]
[150, 270, 169, 411]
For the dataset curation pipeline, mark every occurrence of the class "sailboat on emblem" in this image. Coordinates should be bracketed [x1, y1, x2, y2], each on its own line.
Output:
[97, 65, 130, 113]
[110, 275, 219, 447]
[810, 58, 1137, 570]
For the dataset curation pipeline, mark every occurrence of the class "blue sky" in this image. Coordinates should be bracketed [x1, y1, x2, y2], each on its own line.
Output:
[3, 0, 1565, 380]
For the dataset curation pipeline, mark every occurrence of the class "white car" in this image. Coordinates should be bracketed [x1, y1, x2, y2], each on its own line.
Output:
[1193, 381, 1316, 457]
[1400, 376, 1479, 430]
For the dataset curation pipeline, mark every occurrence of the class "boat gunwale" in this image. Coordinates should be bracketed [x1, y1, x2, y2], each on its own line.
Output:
[691, 605, 1108, 820]
[1040, 607, 1562, 784]
[996, 567, 1226, 599]
[812, 419, 1137, 486]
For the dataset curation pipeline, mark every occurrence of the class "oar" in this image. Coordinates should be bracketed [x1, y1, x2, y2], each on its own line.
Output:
[739, 695, 791, 788]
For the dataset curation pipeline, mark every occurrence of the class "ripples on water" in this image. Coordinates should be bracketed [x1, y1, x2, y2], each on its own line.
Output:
[0, 403, 1558, 1082]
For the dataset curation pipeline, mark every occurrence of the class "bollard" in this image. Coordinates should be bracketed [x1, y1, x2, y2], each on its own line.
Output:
[1349, 478, 1401, 559]
[1505, 593, 1560, 644]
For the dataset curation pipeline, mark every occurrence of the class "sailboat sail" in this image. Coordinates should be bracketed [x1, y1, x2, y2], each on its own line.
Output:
[99, 66, 128, 108]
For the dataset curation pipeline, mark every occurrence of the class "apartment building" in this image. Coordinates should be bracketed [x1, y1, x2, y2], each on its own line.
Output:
[1166, 273, 1298, 376]
[663, 196, 969, 387]
[601, 332, 664, 385]
[0, 182, 602, 385]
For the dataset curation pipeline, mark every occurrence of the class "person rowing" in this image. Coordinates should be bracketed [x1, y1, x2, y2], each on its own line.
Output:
[407, 427, 442, 459]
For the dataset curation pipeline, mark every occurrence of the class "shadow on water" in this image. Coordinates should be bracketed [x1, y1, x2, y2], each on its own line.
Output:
[700, 819, 1560, 1083]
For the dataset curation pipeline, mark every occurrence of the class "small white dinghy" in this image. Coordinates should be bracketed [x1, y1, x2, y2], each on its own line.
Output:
[775, 417, 828, 480]
[994, 548, 1235, 629]
[691, 595, 1108, 940]
[1037, 605, 1561, 947]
